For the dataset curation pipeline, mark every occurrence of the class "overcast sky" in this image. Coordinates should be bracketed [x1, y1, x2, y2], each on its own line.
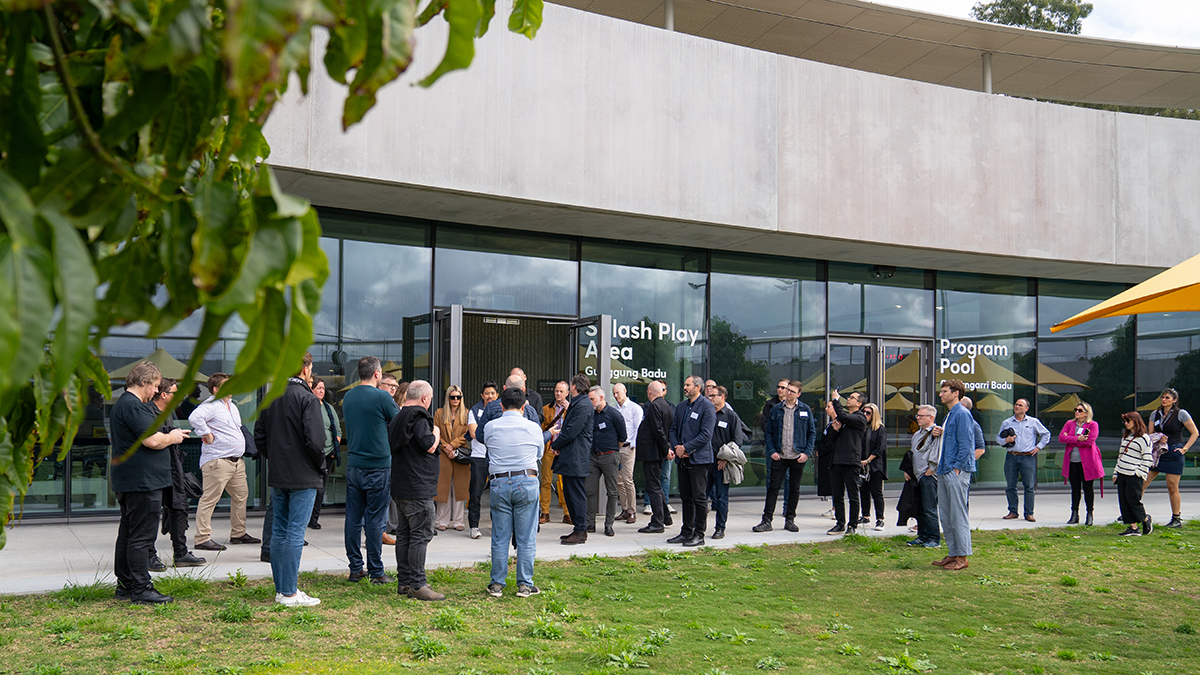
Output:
[878, 1, 1200, 48]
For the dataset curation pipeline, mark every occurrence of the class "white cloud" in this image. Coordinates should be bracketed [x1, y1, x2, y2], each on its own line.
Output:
[876, 0, 1200, 48]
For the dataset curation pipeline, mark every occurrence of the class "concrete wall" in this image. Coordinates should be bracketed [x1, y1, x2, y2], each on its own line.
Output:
[264, 3, 1200, 282]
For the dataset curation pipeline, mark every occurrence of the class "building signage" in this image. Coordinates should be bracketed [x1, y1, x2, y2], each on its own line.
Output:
[938, 339, 1009, 376]
[581, 320, 700, 380]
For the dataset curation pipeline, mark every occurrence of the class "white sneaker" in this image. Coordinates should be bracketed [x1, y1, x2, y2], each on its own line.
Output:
[277, 591, 320, 607]
[470, 527, 481, 539]
[643, 505, 653, 516]
[822, 508, 835, 519]
[668, 505, 677, 514]
[874, 520, 885, 531]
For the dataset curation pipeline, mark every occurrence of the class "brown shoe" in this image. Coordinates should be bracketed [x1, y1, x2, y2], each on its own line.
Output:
[561, 531, 587, 545]
[615, 510, 630, 522]
[943, 557, 970, 571]
[625, 513, 637, 524]
[562, 514, 572, 525]
[1024, 515, 1036, 522]
[409, 585, 445, 601]
[539, 513, 550, 524]
[931, 556, 952, 567]
[382, 533, 396, 545]
[1002, 512, 1018, 519]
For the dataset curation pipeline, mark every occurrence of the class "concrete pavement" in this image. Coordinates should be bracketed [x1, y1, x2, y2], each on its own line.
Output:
[0, 488, 1190, 595]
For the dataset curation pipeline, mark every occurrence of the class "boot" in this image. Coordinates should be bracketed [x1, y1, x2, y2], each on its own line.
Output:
[1066, 510, 1079, 525]
[1085, 511, 1093, 526]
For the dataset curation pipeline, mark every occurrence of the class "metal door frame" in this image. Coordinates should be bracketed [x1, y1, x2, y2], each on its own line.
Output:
[827, 335, 935, 408]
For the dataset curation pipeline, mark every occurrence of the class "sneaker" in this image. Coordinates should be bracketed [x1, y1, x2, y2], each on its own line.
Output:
[486, 583, 504, 598]
[752, 519, 773, 533]
[826, 525, 845, 535]
[921, 541, 941, 548]
[874, 520, 885, 531]
[1118, 526, 1141, 537]
[784, 518, 799, 533]
[643, 505, 653, 516]
[516, 584, 541, 598]
[859, 516, 869, 524]
[470, 528, 481, 539]
[277, 591, 321, 607]
[845, 526, 857, 536]
[1165, 517, 1183, 529]
[668, 505, 677, 514]
[907, 538, 922, 547]
[1143, 514, 1153, 535]
[822, 508, 835, 519]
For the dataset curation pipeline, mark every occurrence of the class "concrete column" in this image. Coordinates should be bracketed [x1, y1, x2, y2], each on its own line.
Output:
[665, 0, 674, 31]
[982, 52, 993, 94]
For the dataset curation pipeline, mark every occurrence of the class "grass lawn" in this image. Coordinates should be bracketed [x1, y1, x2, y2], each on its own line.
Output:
[2, 522, 1198, 675]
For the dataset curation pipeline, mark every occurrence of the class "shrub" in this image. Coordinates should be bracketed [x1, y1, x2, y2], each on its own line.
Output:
[214, 599, 254, 624]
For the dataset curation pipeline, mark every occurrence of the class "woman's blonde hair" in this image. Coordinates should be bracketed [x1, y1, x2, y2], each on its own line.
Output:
[439, 385, 468, 427]
[1075, 401, 1094, 424]
[864, 402, 883, 431]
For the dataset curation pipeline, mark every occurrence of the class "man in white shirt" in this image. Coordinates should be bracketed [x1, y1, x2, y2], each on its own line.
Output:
[188, 373, 258, 551]
[611, 383, 644, 524]
[996, 398, 1050, 522]
[484, 387, 545, 598]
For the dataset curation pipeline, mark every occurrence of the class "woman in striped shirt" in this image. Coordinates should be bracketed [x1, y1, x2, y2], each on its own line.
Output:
[1114, 412, 1154, 536]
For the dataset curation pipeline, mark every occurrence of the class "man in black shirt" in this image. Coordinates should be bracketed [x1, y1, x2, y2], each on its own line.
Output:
[110, 361, 189, 604]
[149, 379, 206, 569]
[551, 373, 595, 545]
[387, 379, 443, 601]
[828, 389, 869, 536]
[637, 380, 674, 533]
[586, 386, 627, 537]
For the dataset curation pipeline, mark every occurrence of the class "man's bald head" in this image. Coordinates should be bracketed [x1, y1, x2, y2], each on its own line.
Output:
[505, 374, 526, 391]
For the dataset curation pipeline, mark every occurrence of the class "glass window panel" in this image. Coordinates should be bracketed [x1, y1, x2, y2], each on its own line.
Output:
[1137, 311, 1200, 474]
[342, 239, 432, 341]
[314, 237, 340, 342]
[580, 241, 707, 402]
[434, 226, 577, 315]
[828, 263, 933, 337]
[1037, 279, 1134, 480]
[936, 272, 1036, 486]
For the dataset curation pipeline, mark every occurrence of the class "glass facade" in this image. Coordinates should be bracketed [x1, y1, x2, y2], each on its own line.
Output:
[29, 207, 1200, 519]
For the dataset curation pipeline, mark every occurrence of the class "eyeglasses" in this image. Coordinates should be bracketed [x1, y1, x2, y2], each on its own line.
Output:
[449, 395, 462, 400]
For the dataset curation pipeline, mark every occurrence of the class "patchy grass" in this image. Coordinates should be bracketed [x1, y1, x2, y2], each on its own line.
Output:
[2, 524, 1199, 673]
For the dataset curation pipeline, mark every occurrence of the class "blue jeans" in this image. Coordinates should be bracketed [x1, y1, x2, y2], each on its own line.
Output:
[270, 487, 317, 596]
[707, 462, 729, 530]
[644, 459, 672, 505]
[489, 475, 539, 587]
[917, 474, 940, 545]
[1004, 452, 1038, 516]
[937, 470, 972, 556]
[344, 466, 390, 578]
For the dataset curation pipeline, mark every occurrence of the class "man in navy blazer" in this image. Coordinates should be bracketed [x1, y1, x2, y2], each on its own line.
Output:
[667, 375, 716, 547]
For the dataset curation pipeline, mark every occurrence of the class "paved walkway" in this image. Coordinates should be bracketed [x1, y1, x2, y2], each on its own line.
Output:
[0, 488, 1190, 595]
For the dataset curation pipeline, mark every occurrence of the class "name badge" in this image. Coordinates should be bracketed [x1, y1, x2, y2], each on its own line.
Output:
[799, 411, 808, 417]
[717, 421, 728, 429]
[598, 422, 607, 429]
[690, 411, 700, 420]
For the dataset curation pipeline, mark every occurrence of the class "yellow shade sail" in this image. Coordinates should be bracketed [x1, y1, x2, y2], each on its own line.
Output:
[941, 354, 1034, 387]
[1051, 251, 1200, 333]
[1037, 362, 1089, 389]
[884, 392, 914, 411]
[1042, 392, 1083, 413]
[107, 347, 208, 382]
[973, 393, 1013, 411]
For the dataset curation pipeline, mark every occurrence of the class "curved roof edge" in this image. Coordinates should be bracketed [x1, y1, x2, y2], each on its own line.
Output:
[551, 0, 1200, 109]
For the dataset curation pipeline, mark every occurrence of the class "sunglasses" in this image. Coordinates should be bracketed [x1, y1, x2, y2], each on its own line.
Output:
[1074, 408, 1086, 413]
[449, 395, 462, 400]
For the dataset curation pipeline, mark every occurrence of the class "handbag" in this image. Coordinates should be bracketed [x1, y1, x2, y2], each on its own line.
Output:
[240, 424, 259, 459]
[452, 446, 473, 464]
[182, 471, 203, 499]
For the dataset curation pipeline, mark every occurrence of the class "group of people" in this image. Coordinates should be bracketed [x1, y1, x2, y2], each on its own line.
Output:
[109, 352, 1194, 604]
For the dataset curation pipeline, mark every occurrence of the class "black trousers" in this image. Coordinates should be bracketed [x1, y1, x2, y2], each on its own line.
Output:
[561, 475, 588, 534]
[642, 460, 667, 528]
[859, 471, 885, 521]
[830, 464, 862, 529]
[115, 489, 163, 594]
[309, 454, 337, 526]
[764, 457, 805, 519]
[162, 505, 190, 559]
[467, 457, 489, 529]
[676, 461, 711, 539]
[1068, 462, 1095, 512]
[1115, 473, 1146, 525]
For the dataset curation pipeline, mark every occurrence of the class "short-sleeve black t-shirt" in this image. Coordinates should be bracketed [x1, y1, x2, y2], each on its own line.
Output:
[388, 405, 440, 501]
[110, 391, 171, 493]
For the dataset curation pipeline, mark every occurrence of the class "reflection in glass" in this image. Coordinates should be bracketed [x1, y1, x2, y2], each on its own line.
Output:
[434, 248, 577, 315]
[828, 263, 933, 337]
[314, 237, 340, 341]
[882, 345, 923, 477]
[1038, 280, 1133, 481]
[342, 239, 432, 341]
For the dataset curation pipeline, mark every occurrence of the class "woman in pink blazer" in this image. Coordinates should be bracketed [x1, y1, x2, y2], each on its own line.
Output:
[1059, 401, 1104, 525]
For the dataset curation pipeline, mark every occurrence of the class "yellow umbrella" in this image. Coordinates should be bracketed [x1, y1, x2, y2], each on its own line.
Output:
[108, 347, 208, 382]
[1138, 399, 1160, 412]
[800, 370, 825, 394]
[1052, 251, 1200, 332]
[974, 393, 1013, 411]
[940, 354, 1034, 387]
[1037, 362, 1089, 389]
[884, 392, 914, 411]
[1042, 392, 1082, 413]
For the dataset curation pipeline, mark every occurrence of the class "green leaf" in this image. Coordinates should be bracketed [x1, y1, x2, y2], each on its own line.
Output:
[416, 0, 447, 26]
[78, 351, 112, 400]
[208, 215, 302, 314]
[43, 208, 98, 390]
[98, 68, 172, 147]
[323, 0, 370, 84]
[219, 287, 288, 400]
[224, 0, 334, 110]
[343, 0, 418, 128]
[417, 0, 481, 87]
[477, 0, 495, 37]
[57, 374, 87, 462]
[0, 174, 54, 392]
[4, 15, 48, 188]
[134, 0, 211, 71]
[0, 170, 42, 246]
[508, 0, 542, 39]
[191, 180, 241, 292]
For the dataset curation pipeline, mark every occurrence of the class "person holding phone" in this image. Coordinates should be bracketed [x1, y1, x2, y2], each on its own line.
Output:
[1058, 401, 1103, 525]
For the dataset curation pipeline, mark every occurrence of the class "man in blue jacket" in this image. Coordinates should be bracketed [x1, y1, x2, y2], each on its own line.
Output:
[667, 375, 717, 547]
[933, 379, 976, 572]
[753, 379, 815, 534]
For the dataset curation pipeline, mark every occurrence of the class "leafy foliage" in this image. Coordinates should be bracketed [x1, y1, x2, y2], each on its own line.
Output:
[970, 0, 1093, 35]
[0, 0, 544, 546]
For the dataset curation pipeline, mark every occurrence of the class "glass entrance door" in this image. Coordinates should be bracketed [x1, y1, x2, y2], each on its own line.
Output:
[569, 314, 613, 395]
